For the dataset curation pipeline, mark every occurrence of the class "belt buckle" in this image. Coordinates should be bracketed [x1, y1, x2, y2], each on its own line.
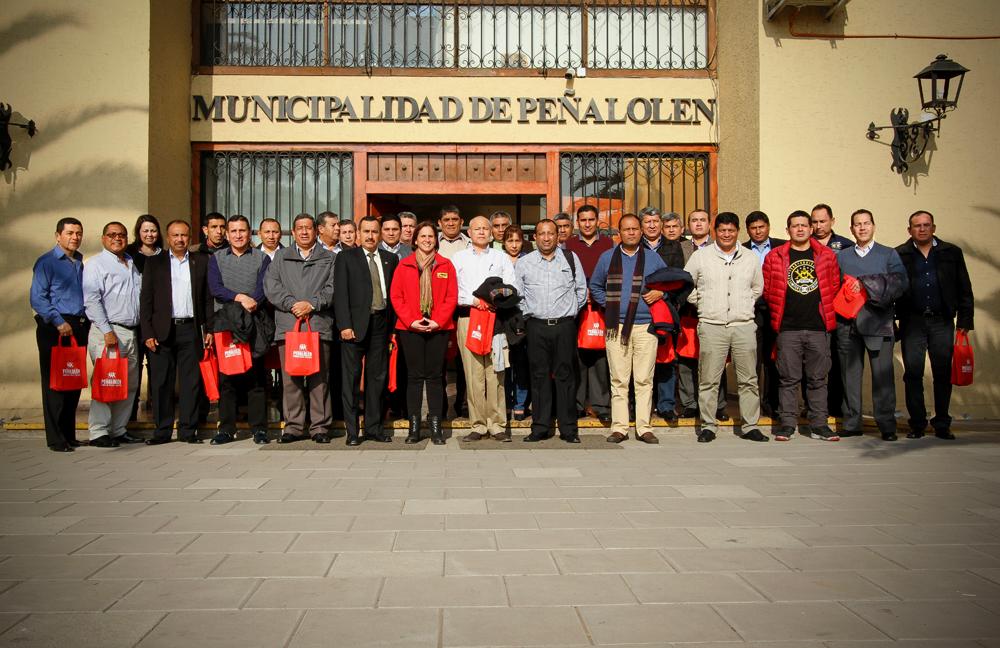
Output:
[546, 318, 559, 326]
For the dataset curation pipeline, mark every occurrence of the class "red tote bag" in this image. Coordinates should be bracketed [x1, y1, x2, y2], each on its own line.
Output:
[91, 345, 128, 403]
[464, 308, 495, 356]
[285, 317, 321, 376]
[388, 334, 399, 393]
[951, 330, 974, 386]
[198, 348, 220, 402]
[577, 304, 606, 350]
[214, 331, 252, 376]
[676, 315, 700, 359]
[50, 335, 88, 391]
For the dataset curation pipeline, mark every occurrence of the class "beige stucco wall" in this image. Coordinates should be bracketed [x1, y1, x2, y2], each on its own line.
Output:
[755, 0, 1000, 417]
[0, 1, 152, 408]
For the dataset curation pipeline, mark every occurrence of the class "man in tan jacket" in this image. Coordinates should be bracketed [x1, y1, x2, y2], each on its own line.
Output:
[684, 212, 766, 443]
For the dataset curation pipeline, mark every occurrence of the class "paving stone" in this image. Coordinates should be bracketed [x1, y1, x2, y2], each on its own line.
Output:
[869, 545, 1000, 569]
[861, 569, 1000, 600]
[624, 572, 765, 603]
[78, 533, 200, 555]
[879, 524, 1000, 545]
[394, 530, 496, 551]
[331, 551, 445, 577]
[136, 610, 299, 648]
[506, 574, 636, 606]
[846, 600, 1000, 639]
[0, 579, 138, 612]
[512, 467, 582, 478]
[443, 550, 556, 576]
[770, 547, 904, 571]
[184, 478, 268, 490]
[580, 604, 741, 644]
[0, 534, 98, 555]
[61, 516, 174, 534]
[112, 578, 257, 611]
[444, 607, 589, 647]
[0, 612, 163, 648]
[674, 484, 764, 498]
[352, 514, 445, 531]
[784, 525, 904, 547]
[91, 554, 226, 580]
[254, 515, 353, 532]
[592, 528, 703, 549]
[495, 529, 600, 550]
[158, 515, 264, 533]
[137, 501, 235, 516]
[716, 601, 888, 641]
[289, 531, 395, 553]
[622, 511, 725, 527]
[379, 575, 506, 607]
[210, 553, 334, 578]
[245, 576, 381, 608]
[688, 527, 809, 549]
[0, 517, 82, 535]
[662, 548, 790, 572]
[225, 501, 320, 516]
[742, 570, 896, 601]
[402, 498, 486, 515]
[290, 608, 438, 648]
[552, 549, 674, 573]
[182, 532, 296, 554]
[0, 555, 113, 580]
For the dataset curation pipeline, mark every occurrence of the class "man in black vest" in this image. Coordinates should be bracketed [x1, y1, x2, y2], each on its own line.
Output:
[334, 216, 399, 445]
[140, 220, 214, 444]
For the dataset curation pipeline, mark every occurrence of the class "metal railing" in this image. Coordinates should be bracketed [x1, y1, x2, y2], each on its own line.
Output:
[201, 151, 354, 234]
[560, 151, 710, 220]
[199, 0, 709, 70]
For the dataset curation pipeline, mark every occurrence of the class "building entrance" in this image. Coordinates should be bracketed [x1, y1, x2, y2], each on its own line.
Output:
[367, 194, 545, 229]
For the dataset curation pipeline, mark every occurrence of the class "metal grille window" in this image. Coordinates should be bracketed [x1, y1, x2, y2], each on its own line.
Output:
[560, 152, 710, 222]
[201, 152, 353, 234]
[200, 0, 708, 70]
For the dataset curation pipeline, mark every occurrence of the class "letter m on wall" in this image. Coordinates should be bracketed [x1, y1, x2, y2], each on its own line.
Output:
[193, 95, 224, 122]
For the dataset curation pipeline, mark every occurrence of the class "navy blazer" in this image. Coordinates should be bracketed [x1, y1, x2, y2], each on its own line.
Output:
[333, 246, 398, 340]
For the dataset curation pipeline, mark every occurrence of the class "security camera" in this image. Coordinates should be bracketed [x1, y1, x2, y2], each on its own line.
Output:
[564, 68, 575, 79]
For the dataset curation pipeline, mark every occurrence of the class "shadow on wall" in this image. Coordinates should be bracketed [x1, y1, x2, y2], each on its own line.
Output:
[761, 5, 849, 47]
[0, 10, 81, 58]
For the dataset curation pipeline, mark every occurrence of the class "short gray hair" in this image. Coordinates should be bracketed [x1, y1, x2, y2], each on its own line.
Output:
[662, 211, 681, 224]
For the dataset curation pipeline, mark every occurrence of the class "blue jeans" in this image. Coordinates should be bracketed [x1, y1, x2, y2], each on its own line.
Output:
[505, 342, 531, 412]
[654, 362, 676, 414]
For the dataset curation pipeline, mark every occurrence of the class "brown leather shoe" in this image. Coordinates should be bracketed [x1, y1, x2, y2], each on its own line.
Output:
[462, 431, 490, 442]
[606, 431, 628, 443]
[638, 432, 660, 444]
[492, 431, 512, 442]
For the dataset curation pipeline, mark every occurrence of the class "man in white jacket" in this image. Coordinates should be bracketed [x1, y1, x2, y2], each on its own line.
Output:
[684, 212, 766, 443]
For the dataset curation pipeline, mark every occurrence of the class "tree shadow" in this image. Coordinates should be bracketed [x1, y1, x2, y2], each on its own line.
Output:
[0, 10, 82, 58]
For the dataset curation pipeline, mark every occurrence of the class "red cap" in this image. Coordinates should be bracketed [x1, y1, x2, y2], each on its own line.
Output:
[833, 275, 867, 319]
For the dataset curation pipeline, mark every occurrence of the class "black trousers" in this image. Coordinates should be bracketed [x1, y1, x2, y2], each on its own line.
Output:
[218, 358, 269, 435]
[36, 315, 90, 449]
[386, 334, 408, 417]
[900, 314, 955, 433]
[327, 336, 343, 420]
[442, 351, 467, 418]
[576, 348, 611, 416]
[398, 330, 448, 417]
[527, 318, 578, 439]
[341, 311, 390, 441]
[148, 321, 202, 441]
[755, 316, 780, 414]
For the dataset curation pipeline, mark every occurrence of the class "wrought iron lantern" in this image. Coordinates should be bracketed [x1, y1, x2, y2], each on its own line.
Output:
[866, 54, 969, 174]
[1, 102, 37, 172]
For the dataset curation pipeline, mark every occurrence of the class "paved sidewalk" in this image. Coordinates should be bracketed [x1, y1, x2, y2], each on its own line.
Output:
[0, 430, 999, 647]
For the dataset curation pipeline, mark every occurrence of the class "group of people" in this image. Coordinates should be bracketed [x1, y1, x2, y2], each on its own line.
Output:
[30, 201, 974, 451]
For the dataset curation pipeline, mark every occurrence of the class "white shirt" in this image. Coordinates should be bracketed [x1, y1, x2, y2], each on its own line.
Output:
[363, 247, 388, 302]
[452, 245, 516, 307]
[168, 251, 194, 318]
[715, 242, 737, 263]
[854, 241, 874, 257]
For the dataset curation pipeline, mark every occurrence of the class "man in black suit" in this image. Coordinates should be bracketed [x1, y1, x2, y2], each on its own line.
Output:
[743, 211, 786, 417]
[334, 216, 398, 445]
[140, 220, 214, 444]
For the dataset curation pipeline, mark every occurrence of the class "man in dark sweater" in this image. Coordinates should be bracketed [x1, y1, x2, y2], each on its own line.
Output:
[895, 210, 974, 440]
[835, 209, 908, 441]
[565, 204, 614, 420]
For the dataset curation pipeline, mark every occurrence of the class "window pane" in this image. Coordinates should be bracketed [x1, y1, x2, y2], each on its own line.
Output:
[331, 4, 454, 68]
[560, 152, 710, 225]
[202, 2, 324, 66]
[458, 6, 582, 68]
[588, 6, 708, 69]
[201, 152, 354, 237]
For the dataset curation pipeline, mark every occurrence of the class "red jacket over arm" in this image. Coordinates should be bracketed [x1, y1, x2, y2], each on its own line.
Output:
[390, 253, 458, 331]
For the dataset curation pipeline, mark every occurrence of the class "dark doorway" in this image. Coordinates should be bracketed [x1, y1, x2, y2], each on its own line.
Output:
[367, 194, 545, 230]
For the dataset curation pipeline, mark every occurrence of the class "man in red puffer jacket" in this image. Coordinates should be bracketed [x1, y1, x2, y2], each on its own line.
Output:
[763, 211, 841, 442]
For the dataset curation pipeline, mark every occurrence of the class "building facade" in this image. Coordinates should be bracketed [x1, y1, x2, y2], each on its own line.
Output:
[2, 0, 998, 415]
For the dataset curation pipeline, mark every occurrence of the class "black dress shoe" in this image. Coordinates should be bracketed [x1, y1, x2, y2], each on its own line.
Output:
[279, 433, 308, 444]
[881, 432, 898, 442]
[374, 435, 392, 443]
[561, 435, 581, 444]
[935, 430, 956, 440]
[523, 433, 548, 442]
[145, 438, 171, 446]
[839, 430, 863, 438]
[252, 430, 270, 445]
[715, 410, 730, 422]
[346, 437, 362, 446]
[211, 432, 235, 445]
[90, 435, 119, 448]
[185, 437, 204, 444]
[68, 439, 83, 448]
[312, 432, 331, 444]
[117, 433, 144, 444]
[697, 430, 716, 443]
[681, 407, 699, 418]
[906, 430, 925, 439]
[662, 411, 678, 424]
[49, 444, 74, 452]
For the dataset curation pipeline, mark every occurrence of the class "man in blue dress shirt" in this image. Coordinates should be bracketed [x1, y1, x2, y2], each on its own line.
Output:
[30, 217, 90, 452]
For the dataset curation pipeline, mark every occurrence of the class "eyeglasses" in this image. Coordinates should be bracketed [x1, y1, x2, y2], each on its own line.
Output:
[104, 232, 127, 239]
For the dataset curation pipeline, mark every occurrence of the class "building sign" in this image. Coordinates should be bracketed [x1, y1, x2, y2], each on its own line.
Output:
[192, 94, 716, 126]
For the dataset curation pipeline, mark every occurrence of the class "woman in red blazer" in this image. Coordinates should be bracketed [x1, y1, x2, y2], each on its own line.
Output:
[389, 221, 458, 445]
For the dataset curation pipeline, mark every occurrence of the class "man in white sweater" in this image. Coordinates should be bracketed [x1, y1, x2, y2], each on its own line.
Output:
[684, 212, 766, 443]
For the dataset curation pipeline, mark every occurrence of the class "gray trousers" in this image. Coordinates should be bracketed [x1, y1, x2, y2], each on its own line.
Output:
[835, 322, 896, 434]
[87, 325, 140, 440]
[697, 322, 759, 434]
[776, 329, 831, 428]
[576, 349, 610, 416]
[279, 340, 331, 437]
[677, 356, 727, 412]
